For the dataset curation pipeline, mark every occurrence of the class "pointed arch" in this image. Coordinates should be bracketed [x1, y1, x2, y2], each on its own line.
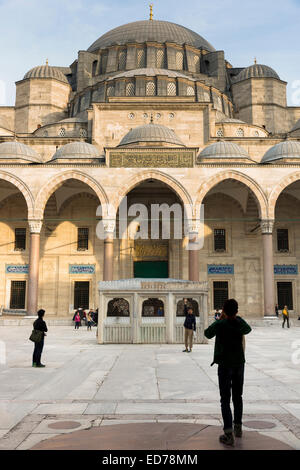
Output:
[269, 171, 300, 220]
[0, 170, 34, 218]
[195, 170, 268, 219]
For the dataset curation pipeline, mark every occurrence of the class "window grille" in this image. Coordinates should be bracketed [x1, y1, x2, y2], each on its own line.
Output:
[77, 227, 89, 251]
[213, 282, 229, 310]
[74, 282, 90, 310]
[15, 228, 26, 251]
[10, 281, 26, 309]
[214, 229, 226, 251]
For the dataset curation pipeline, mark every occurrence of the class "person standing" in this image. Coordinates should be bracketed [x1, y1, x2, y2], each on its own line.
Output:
[275, 304, 279, 317]
[32, 309, 47, 368]
[282, 305, 290, 328]
[204, 299, 252, 447]
[87, 312, 93, 331]
[74, 311, 81, 330]
[183, 298, 196, 353]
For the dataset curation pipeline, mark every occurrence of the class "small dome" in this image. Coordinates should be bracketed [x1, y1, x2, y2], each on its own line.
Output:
[118, 123, 185, 147]
[235, 64, 280, 82]
[262, 141, 300, 163]
[24, 65, 69, 84]
[52, 142, 101, 160]
[88, 20, 215, 52]
[0, 141, 42, 163]
[200, 141, 250, 159]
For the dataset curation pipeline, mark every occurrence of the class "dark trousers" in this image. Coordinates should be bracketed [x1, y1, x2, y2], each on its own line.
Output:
[33, 339, 44, 365]
[218, 364, 245, 433]
[282, 316, 290, 328]
[75, 322, 80, 329]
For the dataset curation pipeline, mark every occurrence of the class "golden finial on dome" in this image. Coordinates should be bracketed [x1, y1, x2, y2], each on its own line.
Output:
[46, 59, 49, 66]
[149, 4, 153, 21]
[254, 57, 257, 65]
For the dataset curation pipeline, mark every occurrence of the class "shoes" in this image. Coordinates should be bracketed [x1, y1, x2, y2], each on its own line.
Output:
[36, 364, 46, 368]
[219, 432, 235, 447]
[234, 424, 242, 438]
[182, 349, 188, 352]
[187, 349, 192, 353]
[32, 363, 37, 367]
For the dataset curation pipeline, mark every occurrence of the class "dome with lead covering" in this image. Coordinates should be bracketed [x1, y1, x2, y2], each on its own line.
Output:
[235, 64, 280, 82]
[261, 141, 300, 163]
[52, 142, 101, 160]
[88, 20, 215, 52]
[0, 141, 42, 163]
[24, 65, 69, 84]
[199, 141, 250, 159]
[118, 123, 185, 147]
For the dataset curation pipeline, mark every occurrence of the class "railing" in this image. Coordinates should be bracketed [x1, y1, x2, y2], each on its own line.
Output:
[104, 325, 132, 343]
[140, 325, 166, 343]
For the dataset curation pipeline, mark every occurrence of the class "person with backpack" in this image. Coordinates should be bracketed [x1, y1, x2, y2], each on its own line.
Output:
[204, 299, 252, 447]
[282, 305, 290, 328]
[32, 309, 47, 368]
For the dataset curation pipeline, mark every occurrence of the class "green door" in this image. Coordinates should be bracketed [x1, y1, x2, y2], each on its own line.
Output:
[134, 261, 169, 278]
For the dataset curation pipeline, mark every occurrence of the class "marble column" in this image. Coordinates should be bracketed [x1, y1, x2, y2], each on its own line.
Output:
[103, 220, 116, 281]
[261, 220, 275, 317]
[27, 220, 43, 316]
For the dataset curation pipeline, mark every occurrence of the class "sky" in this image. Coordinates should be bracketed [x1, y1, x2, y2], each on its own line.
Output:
[0, 0, 300, 106]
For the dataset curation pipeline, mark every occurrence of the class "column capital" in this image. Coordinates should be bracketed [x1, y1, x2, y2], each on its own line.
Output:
[103, 218, 116, 235]
[260, 219, 275, 234]
[28, 219, 43, 234]
[187, 218, 202, 235]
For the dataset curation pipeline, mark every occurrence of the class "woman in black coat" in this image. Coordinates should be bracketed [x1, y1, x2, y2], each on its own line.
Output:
[32, 309, 48, 368]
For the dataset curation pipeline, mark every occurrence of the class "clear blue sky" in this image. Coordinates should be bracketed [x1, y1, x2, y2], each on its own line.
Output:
[0, 0, 300, 106]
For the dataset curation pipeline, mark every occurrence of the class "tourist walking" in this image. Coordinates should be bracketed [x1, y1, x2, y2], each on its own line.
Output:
[282, 305, 290, 328]
[74, 311, 81, 330]
[32, 309, 47, 368]
[204, 299, 252, 447]
[182, 298, 196, 353]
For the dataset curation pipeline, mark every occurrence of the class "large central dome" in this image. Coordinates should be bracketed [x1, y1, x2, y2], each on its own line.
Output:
[88, 20, 215, 52]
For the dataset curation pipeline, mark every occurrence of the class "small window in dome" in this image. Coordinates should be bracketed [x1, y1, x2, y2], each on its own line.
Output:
[193, 54, 200, 73]
[187, 85, 195, 96]
[126, 82, 135, 96]
[100, 51, 108, 74]
[216, 128, 224, 137]
[59, 128, 66, 137]
[92, 60, 98, 77]
[128, 113, 135, 120]
[146, 81, 156, 96]
[79, 128, 87, 138]
[156, 49, 166, 68]
[118, 49, 127, 71]
[137, 48, 146, 68]
[236, 128, 244, 137]
[43, 130, 48, 137]
[167, 82, 176, 96]
[175, 51, 184, 70]
[107, 85, 115, 97]
[254, 131, 259, 137]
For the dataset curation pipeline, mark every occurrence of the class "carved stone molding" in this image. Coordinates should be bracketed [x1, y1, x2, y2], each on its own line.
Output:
[260, 219, 274, 234]
[28, 220, 43, 234]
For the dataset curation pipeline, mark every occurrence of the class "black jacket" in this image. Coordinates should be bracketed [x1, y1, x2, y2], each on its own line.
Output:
[33, 318, 48, 338]
[183, 304, 196, 331]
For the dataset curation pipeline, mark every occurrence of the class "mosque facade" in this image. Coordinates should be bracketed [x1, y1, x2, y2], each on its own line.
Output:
[0, 13, 300, 333]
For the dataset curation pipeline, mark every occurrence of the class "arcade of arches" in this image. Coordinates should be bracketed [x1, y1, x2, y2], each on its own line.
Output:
[1, 171, 300, 320]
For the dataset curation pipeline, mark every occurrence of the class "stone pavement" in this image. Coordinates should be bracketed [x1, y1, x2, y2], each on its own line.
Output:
[0, 324, 300, 450]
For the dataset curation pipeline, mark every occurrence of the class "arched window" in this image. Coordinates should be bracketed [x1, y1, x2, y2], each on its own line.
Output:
[176, 299, 199, 317]
[236, 128, 244, 137]
[99, 51, 108, 74]
[58, 128, 66, 137]
[137, 48, 146, 68]
[118, 49, 127, 71]
[175, 50, 184, 70]
[216, 128, 224, 137]
[187, 85, 195, 96]
[79, 128, 87, 138]
[146, 80, 156, 96]
[107, 298, 130, 317]
[92, 60, 98, 77]
[126, 82, 135, 96]
[167, 82, 176, 96]
[194, 54, 200, 73]
[142, 298, 164, 317]
[107, 85, 115, 97]
[156, 48, 166, 68]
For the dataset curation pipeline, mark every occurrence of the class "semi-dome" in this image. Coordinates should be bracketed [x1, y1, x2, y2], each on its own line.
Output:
[88, 20, 215, 52]
[199, 141, 250, 159]
[0, 141, 42, 163]
[52, 142, 101, 160]
[235, 64, 280, 82]
[118, 123, 185, 147]
[24, 65, 69, 84]
[262, 141, 300, 163]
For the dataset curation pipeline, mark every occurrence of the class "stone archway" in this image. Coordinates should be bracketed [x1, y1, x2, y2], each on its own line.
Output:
[0, 170, 34, 218]
[269, 171, 300, 220]
[34, 170, 109, 219]
[111, 170, 193, 212]
[195, 170, 268, 219]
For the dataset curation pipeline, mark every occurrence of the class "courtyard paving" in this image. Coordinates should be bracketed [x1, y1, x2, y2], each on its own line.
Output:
[0, 323, 300, 450]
